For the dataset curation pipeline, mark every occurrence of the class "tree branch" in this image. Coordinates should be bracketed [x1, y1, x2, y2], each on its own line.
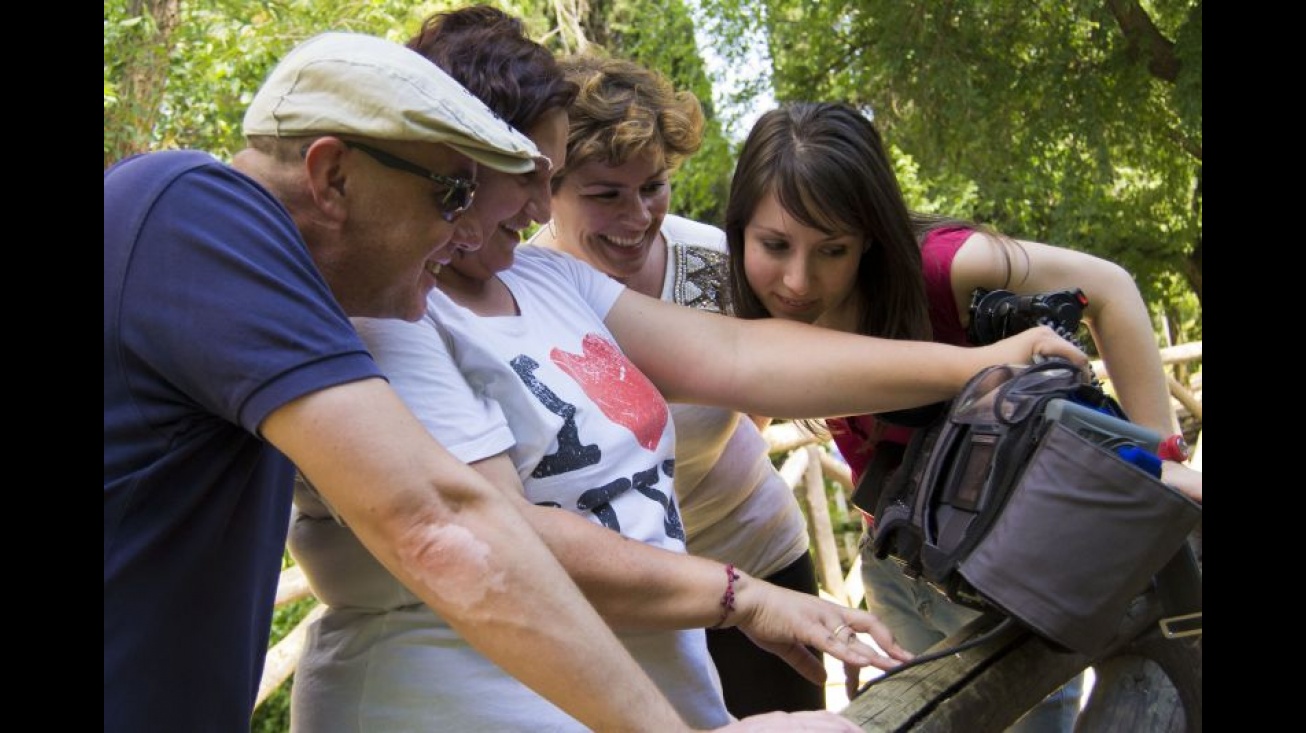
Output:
[1105, 0, 1180, 82]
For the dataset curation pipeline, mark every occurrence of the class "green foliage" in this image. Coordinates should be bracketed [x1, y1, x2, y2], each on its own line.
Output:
[105, 1, 466, 163]
[104, 0, 734, 224]
[249, 679, 292, 733]
[697, 0, 1203, 338]
[107, 1, 1205, 332]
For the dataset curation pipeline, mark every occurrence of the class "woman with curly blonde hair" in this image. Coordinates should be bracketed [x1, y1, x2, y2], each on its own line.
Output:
[530, 54, 827, 717]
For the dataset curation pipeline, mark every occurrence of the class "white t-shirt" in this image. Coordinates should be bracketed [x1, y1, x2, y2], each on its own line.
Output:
[289, 246, 729, 732]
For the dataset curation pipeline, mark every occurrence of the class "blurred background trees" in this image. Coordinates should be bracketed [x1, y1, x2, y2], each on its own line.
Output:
[103, 0, 734, 228]
[105, 0, 1199, 343]
[698, 0, 1201, 337]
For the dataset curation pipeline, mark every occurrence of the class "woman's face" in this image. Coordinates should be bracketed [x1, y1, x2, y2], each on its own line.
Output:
[447, 107, 569, 280]
[548, 148, 670, 282]
[742, 188, 864, 326]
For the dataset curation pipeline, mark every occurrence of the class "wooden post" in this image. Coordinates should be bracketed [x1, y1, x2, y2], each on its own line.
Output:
[274, 564, 312, 607]
[764, 420, 823, 454]
[803, 444, 847, 604]
[255, 602, 324, 708]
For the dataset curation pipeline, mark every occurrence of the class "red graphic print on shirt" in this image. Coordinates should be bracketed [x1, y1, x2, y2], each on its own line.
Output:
[551, 333, 668, 451]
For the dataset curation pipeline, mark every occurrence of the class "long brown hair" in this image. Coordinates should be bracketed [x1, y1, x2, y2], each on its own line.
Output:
[726, 102, 1020, 341]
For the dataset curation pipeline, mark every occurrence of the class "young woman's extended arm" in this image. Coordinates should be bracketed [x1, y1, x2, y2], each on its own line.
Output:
[604, 288, 1086, 419]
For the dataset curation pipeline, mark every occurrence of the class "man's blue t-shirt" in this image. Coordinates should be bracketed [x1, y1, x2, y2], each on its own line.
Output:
[104, 150, 382, 731]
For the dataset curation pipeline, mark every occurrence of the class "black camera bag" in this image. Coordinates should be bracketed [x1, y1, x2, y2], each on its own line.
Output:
[864, 358, 1201, 657]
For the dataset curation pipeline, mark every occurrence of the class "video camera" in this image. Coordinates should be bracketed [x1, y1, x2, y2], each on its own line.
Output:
[878, 287, 1092, 429]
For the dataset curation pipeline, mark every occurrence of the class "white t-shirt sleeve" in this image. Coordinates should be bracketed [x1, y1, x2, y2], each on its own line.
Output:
[352, 315, 514, 463]
[661, 214, 726, 252]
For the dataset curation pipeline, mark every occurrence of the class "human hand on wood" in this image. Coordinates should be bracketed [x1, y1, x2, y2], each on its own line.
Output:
[729, 573, 912, 686]
[711, 709, 864, 731]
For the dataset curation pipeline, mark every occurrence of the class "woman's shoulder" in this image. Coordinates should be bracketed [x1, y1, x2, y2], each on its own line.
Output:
[511, 245, 605, 289]
[661, 216, 732, 314]
[513, 244, 625, 310]
[516, 243, 594, 276]
[921, 225, 976, 253]
[662, 214, 726, 254]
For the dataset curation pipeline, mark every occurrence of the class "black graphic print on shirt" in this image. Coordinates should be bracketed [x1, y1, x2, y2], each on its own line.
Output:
[511, 334, 681, 541]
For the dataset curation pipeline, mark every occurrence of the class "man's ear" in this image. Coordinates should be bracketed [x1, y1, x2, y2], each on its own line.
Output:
[301, 137, 350, 222]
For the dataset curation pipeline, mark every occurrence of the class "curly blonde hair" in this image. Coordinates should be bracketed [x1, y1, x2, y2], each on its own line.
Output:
[552, 54, 704, 188]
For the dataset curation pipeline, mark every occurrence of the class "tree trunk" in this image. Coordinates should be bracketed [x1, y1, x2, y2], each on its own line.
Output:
[105, 0, 181, 168]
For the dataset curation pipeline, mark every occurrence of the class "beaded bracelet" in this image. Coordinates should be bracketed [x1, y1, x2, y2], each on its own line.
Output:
[709, 564, 740, 630]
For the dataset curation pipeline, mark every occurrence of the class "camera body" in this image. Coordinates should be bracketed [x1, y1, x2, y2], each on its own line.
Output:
[879, 287, 1091, 429]
[966, 287, 1089, 347]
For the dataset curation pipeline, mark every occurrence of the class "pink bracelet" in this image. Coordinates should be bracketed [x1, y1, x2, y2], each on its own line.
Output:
[709, 564, 740, 630]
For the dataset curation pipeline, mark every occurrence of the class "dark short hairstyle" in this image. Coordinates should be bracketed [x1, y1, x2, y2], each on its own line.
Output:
[408, 5, 578, 131]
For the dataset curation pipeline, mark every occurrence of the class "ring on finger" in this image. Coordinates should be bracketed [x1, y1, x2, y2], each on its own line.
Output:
[830, 623, 851, 642]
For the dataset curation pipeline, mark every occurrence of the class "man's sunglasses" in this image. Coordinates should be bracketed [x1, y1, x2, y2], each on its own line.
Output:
[341, 140, 477, 222]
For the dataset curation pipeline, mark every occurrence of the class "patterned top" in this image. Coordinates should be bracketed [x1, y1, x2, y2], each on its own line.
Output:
[668, 242, 733, 315]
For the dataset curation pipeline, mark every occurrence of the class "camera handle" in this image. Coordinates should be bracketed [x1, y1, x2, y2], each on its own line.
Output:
[967, 287, 1100, 387]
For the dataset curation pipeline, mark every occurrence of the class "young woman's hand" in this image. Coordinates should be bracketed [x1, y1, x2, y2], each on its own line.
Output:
[728, 573, 912, 686]
[1163, 460, 1202, 503]
[982, 325, 1089, 369]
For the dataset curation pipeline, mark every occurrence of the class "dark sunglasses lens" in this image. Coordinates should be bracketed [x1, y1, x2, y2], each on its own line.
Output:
[440, 186, 474, 222]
